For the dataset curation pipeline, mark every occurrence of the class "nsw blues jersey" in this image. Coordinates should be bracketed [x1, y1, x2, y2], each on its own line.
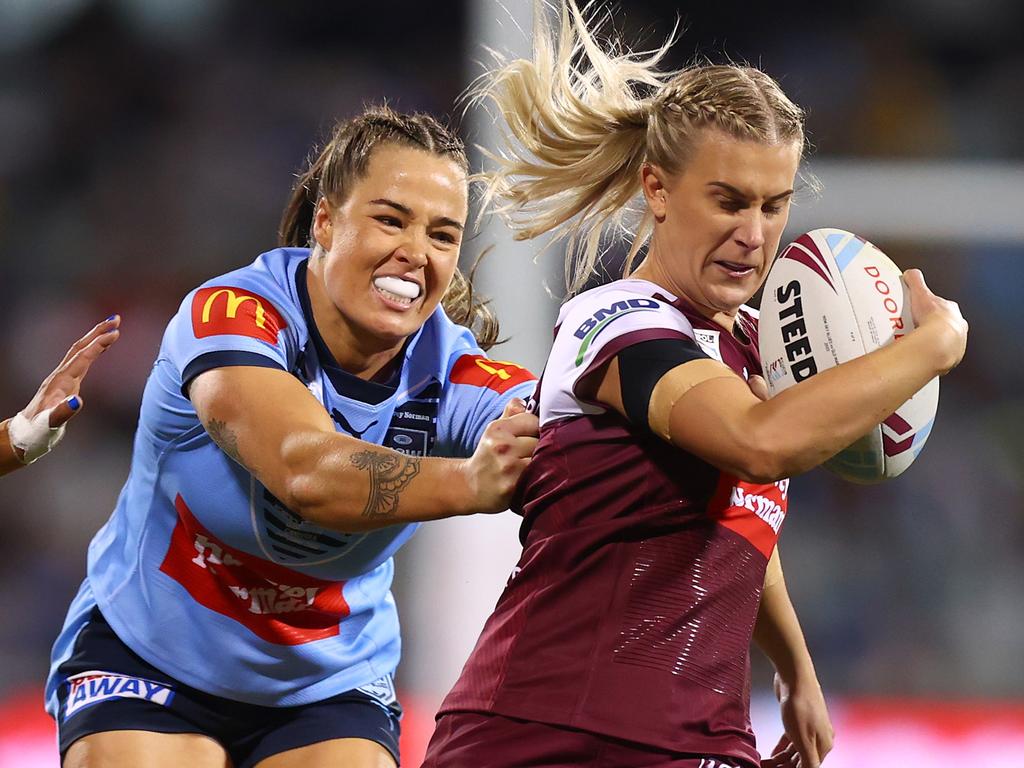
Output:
[47, 248, 536, 710]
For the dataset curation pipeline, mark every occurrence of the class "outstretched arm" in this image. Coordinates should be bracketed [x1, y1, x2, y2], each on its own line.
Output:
[755, 549, 834, 768]
[2, 316, 120, 477]
[189, 366, 537, 533]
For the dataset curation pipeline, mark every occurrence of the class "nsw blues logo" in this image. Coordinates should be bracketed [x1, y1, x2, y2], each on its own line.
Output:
[256, 485, 357, 563]
[64, 671, 173, 721]
[382, 382, 440, 457]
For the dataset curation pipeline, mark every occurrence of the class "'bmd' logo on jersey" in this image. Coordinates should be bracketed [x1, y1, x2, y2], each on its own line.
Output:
[191, 286, 287, 345]
[573, 298, 660, 365]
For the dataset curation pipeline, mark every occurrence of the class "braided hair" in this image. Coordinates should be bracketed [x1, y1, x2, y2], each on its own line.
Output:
[470, 1, 806, 295]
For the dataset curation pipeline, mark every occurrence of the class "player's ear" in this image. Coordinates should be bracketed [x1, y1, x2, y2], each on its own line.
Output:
[641, 163, 669, 221]
[312, 198, 334, 252]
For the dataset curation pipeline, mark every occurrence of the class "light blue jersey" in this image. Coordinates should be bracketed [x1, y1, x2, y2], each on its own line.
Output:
[47, 248, 536, 710]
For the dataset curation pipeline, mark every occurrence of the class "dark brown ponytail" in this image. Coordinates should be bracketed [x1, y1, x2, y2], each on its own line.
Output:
[278, 146, 329, 248]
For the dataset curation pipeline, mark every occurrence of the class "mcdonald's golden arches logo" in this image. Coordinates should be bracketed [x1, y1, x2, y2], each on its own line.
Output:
[448, 354, 536, 394]
[191, 286, 286, 344]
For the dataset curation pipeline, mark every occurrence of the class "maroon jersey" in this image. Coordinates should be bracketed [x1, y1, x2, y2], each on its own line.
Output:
[438, 280, 788, 765]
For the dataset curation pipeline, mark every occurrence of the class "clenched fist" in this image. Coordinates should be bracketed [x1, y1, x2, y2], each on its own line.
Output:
[463, 398, 539, 514]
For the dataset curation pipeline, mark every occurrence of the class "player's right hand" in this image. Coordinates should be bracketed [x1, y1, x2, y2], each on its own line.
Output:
[904, 269, 968, 374]
[463, 398, 539, 514]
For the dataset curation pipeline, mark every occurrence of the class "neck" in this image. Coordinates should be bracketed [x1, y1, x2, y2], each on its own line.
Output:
[306, 257, 404, 382]
[631, 241, 738, 333]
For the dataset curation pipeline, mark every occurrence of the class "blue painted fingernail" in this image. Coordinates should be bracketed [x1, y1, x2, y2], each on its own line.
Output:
[68, 396, 81, 411]
[106, 314, 118, 321]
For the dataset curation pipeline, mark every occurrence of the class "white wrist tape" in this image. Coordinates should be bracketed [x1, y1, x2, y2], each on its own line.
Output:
[8, 408, 66, 464]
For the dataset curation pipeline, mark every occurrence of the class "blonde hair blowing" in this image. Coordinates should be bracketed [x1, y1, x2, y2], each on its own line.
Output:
[471, 0, 806, 295]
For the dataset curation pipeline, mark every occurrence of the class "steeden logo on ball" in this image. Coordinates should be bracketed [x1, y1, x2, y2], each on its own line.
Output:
[758, 228, 940, 484]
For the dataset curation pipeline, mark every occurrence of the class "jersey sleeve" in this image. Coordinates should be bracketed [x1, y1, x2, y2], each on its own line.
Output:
[433, 351, 538, 458]
[162, 281, 297, 398]
[539, 287, 698, 425]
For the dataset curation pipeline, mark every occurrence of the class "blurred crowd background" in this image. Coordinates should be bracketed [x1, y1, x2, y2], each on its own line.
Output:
[1, 0, 1021, 765]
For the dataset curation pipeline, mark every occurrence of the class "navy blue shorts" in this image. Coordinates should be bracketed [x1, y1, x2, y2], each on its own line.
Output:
[53, 608, 402, 767]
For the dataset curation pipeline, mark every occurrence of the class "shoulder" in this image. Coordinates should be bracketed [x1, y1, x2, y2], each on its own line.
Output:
[559, 279, 688, 329]
[559, 279, 675, 316]
[407, 308, 536, 395]
[158, 249, 312, 389]
[179, 248, 309, 344]
[190, 248, 306, 312]
[555, 279, 696, 355]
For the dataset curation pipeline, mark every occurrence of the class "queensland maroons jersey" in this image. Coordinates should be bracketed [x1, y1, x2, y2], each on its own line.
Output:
[47, 248, 536, 712]
[439, 279, 787, 766]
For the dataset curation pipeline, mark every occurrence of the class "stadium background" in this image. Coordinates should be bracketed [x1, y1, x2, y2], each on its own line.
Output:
[0, 0, 1021, 765]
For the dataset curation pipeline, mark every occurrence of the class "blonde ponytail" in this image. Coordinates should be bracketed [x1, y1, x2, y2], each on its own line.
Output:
[470, 1, 674, 295]
[472, 1, 806, 296]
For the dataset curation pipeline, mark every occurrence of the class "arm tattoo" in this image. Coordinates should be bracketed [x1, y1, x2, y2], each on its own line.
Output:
[350, 449, 421, 520]
[206, 417, 258, 477]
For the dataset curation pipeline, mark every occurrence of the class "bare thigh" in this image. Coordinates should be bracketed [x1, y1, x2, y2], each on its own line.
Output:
[64, 730, 232, 768]
[254, 737, 397, 768]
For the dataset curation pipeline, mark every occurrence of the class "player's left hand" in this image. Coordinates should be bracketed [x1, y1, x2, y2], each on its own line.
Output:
[761, 671, 834, 768]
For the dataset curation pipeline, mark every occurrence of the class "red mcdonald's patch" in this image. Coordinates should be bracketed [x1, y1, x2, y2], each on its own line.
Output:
[191, 286, 286, 345]
[159, 494, 350, 645]
[449, 354, 537, 394]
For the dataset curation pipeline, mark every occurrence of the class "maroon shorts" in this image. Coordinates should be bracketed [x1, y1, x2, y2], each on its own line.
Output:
[423, 712, 758, 768]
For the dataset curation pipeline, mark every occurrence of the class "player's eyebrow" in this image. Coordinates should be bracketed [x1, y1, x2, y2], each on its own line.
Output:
[707, 182, 794, 203]
[369, 198, 464, 231]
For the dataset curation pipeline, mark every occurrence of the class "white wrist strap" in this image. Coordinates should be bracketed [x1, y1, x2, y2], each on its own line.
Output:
[8, 408, 66, 464]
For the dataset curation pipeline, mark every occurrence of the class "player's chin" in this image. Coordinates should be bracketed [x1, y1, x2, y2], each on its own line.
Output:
[369, 306, 431, 342]
[709, 282, 758, 314]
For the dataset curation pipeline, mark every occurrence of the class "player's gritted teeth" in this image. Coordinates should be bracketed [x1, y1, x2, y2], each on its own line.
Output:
[372, 275, 423, 309]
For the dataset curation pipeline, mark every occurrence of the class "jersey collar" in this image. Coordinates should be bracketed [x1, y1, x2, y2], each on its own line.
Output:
[294, 257, 401, 405]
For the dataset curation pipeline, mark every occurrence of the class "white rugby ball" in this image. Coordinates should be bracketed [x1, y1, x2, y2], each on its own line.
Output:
[758, 228, 939, 484]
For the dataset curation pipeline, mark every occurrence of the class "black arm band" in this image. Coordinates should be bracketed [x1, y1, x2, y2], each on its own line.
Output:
[618, 337, 708, 429]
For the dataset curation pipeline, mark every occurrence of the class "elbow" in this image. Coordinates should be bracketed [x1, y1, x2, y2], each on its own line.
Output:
[282, 469, 368, 531]
[276, 434, 355, 531]
[282, 471, 328, 525]
[729, 430, 795, 485]
[276, 433, 388, 533]
[732, 454, 788, 485]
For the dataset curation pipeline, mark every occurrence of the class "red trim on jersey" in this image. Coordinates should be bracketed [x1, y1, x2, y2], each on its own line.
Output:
[159, 494, 349, 645]
[191, 286, 287, 345]
[449, 354, 536, 394]
[707, 474, 788, 559]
